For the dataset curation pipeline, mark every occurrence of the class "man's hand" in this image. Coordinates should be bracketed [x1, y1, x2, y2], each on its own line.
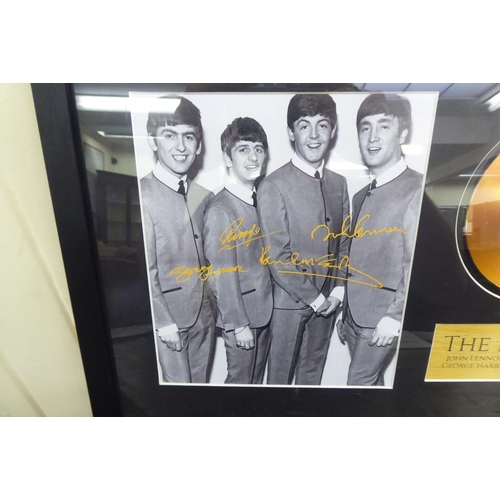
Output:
[369, 328, 396, 347]
[320, 296, 341, 317]
[336, 318, 346, 345]
[235, 326, 255, 350]
[315, 298, 331, 316]
[159, 330, 184, 351]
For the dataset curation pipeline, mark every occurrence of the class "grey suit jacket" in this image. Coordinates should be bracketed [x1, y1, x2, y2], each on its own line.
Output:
[346, 167, 422, 328]
[140, 173, 214, 330]
[256, 162, 350, 310]
[203, 188, 273, 331]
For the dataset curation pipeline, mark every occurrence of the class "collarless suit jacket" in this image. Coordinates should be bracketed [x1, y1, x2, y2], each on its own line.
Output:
[140, 173, 214, 330]
[256, 162, 350, 310]
[203, 188, 273, 331]
[346, 167, 423, 328]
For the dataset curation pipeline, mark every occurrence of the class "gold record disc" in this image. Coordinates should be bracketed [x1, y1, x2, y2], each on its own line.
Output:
[465, 154, 500, 288]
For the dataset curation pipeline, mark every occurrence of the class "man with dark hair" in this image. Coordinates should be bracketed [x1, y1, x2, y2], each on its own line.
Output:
[340, 93, 422, 386]
[257, 94, 350, 385]
[286, 93, 337, 132]
[220, 116, 269, 157]
[146, 95, 203, 144]
[203, 117, 273, 384]
[140, 95, 215, 383]
[356, 93, 411, 136]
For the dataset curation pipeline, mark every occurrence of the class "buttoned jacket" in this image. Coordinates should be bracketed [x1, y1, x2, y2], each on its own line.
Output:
[346, 167, 422, 328]
[256, 162, 350, 310]
[203, 188, 273, 331]
[140, 173, 214, 330]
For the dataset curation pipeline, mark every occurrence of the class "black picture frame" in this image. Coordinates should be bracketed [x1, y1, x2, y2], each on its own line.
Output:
[32, 83, 500, 416]
[32, 83, 121, 416]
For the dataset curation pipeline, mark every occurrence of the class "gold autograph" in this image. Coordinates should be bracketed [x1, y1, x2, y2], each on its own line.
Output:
[171, 215, 402, 287]
[219, 218, 281, 252]
[311, 214, 407, 241]
[260, 246, 383, 289]
[170, 249, 382, 289]
[170, 265, 248, 283]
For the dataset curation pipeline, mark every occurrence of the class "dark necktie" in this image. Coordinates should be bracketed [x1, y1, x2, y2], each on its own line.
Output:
[366, 179, 377, 197]
[314, 171, 321, 179]
[252, 191, 257, 208]
[177, 180, 186, 195]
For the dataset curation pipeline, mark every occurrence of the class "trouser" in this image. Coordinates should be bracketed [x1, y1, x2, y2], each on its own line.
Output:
[344, 312, 397, 386]
[222, 325, 271, 384]
[266, 307, 335, 385]
[157, 293, 215, 383]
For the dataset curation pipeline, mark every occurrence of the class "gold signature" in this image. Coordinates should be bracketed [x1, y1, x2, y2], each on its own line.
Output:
[170, 265, 248, 283]
[260, 245, 383, 289]
[219, 218, 281, 252]
[171, 215, 402, 287]
[311, 214, 407, 241]
[170, 249, 382, 289]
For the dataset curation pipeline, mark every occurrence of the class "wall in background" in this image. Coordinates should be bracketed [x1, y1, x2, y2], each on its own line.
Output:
[0, 83, 92, 416]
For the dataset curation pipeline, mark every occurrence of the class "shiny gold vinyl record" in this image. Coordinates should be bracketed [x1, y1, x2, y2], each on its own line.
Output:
[466, 154, 500, 287]
[458, 142, 500, 297]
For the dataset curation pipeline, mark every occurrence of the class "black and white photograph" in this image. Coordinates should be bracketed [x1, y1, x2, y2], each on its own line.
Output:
[130, 91, 438, 388]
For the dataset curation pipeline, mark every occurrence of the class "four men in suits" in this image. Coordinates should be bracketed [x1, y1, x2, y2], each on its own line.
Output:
[141, 96, 215, 383]
[341, 93, 422, 386]
[138, 92, 423, 386]
[256, 94, 350, 385]
[203, 118, 273, 384]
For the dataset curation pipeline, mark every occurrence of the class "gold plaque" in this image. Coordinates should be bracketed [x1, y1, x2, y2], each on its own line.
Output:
[426, 324, 500, 381]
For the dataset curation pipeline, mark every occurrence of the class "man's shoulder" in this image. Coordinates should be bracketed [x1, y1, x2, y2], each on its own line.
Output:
[391, 167, 423, 195]
[323, 168, 347, 185]
[189, 180, 213, 196]
[263, 161, 295, 181]
[140, 171, 155, 187]
[401, 167, 423, 184]
[207, 188, 248, 215]
[207, 188, 232, 210]
[260, 162, 303, 190]
[187, 181, 214, 204]
[324, 167, 346, 180]
[140, 172, 166, 201]
[354, 167, 423, 198]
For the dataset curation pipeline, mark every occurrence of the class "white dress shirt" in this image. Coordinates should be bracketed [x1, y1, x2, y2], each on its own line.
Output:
[153, 162, 188, 193]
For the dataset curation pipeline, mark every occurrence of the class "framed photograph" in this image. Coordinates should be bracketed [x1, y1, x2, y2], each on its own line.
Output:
[32, 83, 500, 416]
[130, 91, 436, 389]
